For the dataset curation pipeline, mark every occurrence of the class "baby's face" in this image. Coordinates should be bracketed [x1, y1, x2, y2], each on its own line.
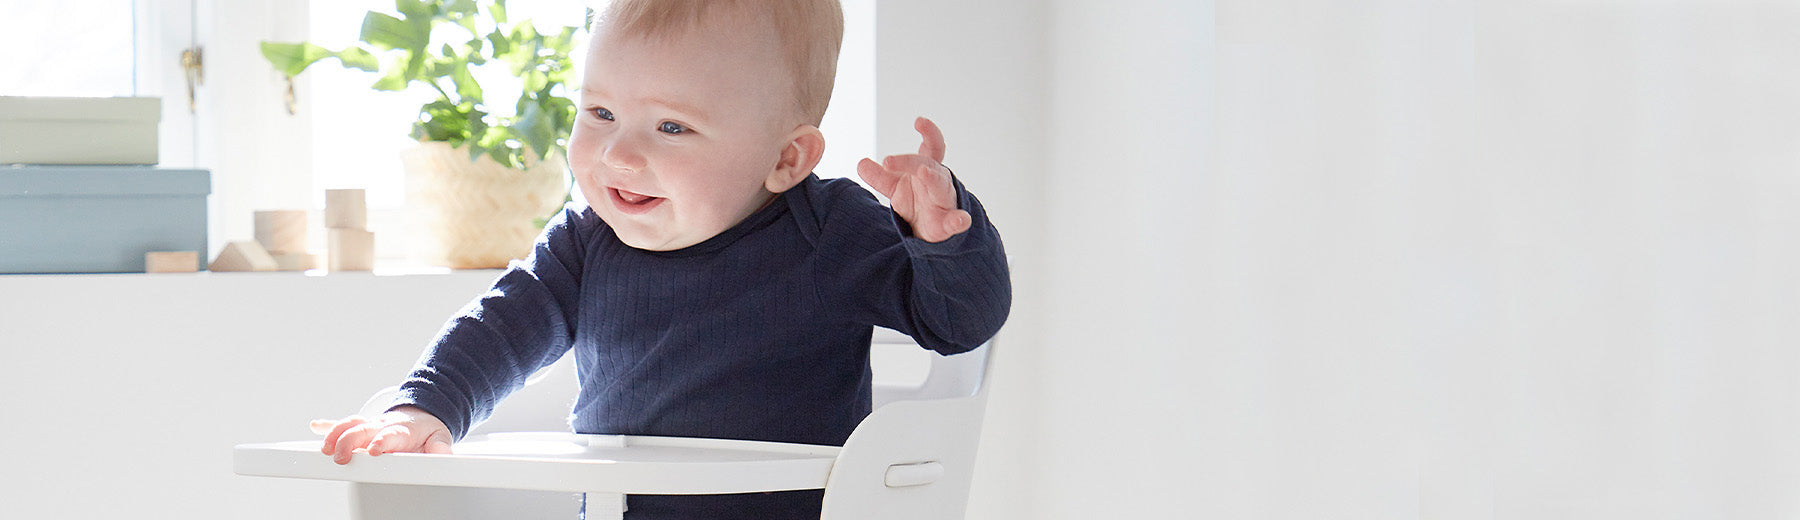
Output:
[569, 12, 799, 251]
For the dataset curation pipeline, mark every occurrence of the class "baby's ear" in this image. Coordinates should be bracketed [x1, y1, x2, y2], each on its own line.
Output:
[767, 125, 825, 193]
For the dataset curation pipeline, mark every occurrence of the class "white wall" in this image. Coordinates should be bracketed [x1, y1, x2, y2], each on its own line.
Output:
[1038, 1, 1231, 517]
[872, 1, 1049, 518]
[882, 0, 1800, 518]
[193, 0, 316, 257]
[0, 271, 501, 519]
[816, 0, 877, 179]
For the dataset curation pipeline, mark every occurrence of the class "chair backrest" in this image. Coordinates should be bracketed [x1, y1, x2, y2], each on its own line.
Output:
[869, 327, 991, 407]
[820, 332, 997, 520]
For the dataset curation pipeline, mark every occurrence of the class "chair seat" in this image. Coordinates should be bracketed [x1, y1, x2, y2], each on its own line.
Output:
[233, 432, 840, 495]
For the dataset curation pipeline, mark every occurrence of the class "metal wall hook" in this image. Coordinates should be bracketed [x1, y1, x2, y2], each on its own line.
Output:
[180, 46, 204, 112]
[284, 76, 298, 115]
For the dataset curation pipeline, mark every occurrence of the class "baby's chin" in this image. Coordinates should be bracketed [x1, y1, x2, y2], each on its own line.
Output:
[605, 219, 711, 252]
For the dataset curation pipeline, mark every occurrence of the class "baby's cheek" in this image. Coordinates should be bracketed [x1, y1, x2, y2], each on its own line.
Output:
[566, 124, 601, 176]
[572, 173, 606, 208]
[565, 146, 604, 206]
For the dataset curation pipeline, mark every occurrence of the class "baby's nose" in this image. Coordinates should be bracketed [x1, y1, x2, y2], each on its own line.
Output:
[600, 133, 648, 173]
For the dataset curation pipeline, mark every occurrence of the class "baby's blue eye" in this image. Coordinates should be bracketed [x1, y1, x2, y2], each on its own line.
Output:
[591, 107, 614, 121]
[658, 121, 688, 134]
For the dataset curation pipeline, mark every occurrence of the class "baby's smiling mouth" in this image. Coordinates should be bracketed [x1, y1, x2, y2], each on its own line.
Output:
[609, 187, 665, 215]
[616, 189, 655, 204]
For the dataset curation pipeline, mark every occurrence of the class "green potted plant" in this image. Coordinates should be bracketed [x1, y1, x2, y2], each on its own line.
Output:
[261, 0, 584, 269]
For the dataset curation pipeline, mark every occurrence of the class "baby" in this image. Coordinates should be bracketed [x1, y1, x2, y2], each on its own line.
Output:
[314, 0, 1010, 518]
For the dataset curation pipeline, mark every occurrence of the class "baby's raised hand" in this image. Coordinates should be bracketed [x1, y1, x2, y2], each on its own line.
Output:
[312, 405, 453, 465]
[856, 117, 971, 243]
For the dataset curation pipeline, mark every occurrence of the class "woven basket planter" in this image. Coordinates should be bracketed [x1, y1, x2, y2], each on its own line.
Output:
[401, 141, 568, 269]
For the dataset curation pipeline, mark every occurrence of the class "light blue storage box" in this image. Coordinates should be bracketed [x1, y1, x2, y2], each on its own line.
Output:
[0, 166, 210, 273]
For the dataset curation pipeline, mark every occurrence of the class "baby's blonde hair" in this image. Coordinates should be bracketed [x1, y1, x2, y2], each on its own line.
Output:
[595, 0, 845, 126]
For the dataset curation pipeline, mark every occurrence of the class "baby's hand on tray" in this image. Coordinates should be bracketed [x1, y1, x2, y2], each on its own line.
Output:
[312, 405, 453, 465]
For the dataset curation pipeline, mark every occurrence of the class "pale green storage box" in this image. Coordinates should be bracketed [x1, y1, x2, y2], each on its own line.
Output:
[0, 96, 162, 165]
[0, 166, 209, 273]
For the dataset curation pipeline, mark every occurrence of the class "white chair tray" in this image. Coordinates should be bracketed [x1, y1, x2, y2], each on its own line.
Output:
[234, 432, 840, 495]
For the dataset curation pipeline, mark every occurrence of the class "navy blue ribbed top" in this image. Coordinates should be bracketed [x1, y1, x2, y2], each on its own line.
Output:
[392, 174, 1011, 519]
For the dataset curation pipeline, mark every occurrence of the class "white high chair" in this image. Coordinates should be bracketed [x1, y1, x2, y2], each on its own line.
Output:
[234, 328, 996, 520]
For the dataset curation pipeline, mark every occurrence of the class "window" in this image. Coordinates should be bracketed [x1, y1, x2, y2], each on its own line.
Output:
[0, 1, 137, 97]
[2, 0, 197, 167]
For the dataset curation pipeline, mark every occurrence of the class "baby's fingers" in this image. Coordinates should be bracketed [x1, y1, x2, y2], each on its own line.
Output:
[309, 419, 337, 435]
[919, 206, 971, 242]
[366, 425, 415, 457]
[943, 210, 972, 239]
[914, 117, 947, 163]
[905, 172, 971, 242]
[424, 430, 455, 455]
[900, 159, 957, 207]
[331, 422, 386, 465]
[321, 416, 369, 455]
[857, 158, 900, 196]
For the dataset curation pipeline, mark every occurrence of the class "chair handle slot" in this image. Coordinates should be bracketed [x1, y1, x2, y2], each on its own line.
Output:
[883, 461, 945, 488]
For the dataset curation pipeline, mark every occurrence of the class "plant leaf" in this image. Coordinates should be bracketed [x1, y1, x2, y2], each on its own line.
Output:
[542, 94, 575, 136]
[336, 47, 380, 71]
[491, 0, 508, 25]
[371, 53, 413, 90]
[514, 100, 556, 161]
[486, 28, 512, 58]
[394, 0, 432, 20]
[521, 69, 547, 94]
[360, 11, 425, 51]
[260, 42, 384, 78]
[445, 0, 477, 16]
[454, 13, 478, 36]
[425, 56, 454, 78]
[506, 21, 541, 74]
[466, 111, 490, 146]
[451, 61, 483, 104]
[402, 49, 427, 82]
[463, 38, 487, 65]
[259, 42, 334, 77]
[489, 144, 514, 168]
[416, 98, 480, 143]
[476, 126, 509, 148]
[548, 26, 578, 54]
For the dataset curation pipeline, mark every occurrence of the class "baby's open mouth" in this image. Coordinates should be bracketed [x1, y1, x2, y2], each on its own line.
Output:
[617, 189, 655, 204]
[609, 188, 665, 214]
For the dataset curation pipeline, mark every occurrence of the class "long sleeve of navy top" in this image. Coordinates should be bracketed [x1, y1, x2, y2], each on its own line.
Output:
[390, 174, 1010, 519]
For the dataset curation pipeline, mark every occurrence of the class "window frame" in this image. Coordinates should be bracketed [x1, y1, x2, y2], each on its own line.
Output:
[133, 0, 199, 168]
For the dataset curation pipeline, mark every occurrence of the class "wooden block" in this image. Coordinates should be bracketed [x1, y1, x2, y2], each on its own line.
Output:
[329, 228, 375, 272]
[325, 189, 367, 230]
[254, 210, 309, 255]
[144, 251, 199, 273]
[270, 252, 318, 272]
[208, 241, 279, 272]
